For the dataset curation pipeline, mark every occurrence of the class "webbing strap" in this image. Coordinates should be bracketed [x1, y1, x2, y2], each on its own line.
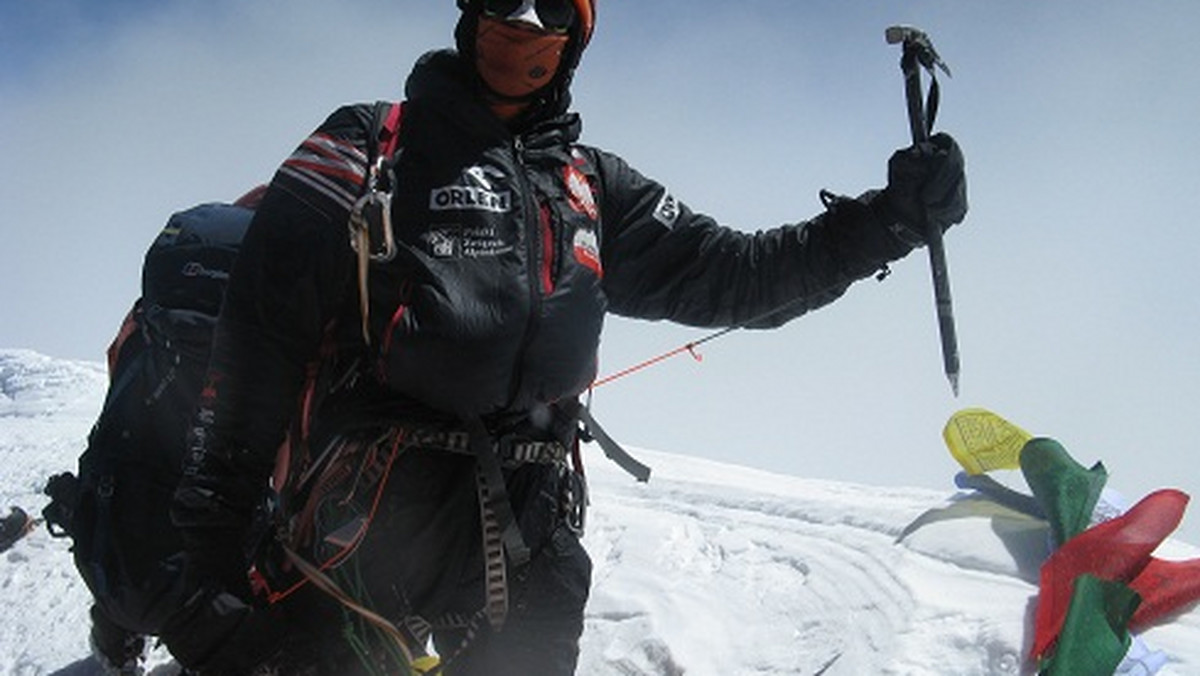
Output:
[403, 610, 486, 671]
[465, 419, 530, 566]
[464, 418, 529, 631]
[578, 407, 652, 482]
[474, 465, 511, 630]
[407, 427, 568, 467]
[925, 74, 941, 137]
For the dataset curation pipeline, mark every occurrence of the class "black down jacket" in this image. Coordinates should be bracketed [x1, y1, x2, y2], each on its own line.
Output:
[191, 48, 912, 467]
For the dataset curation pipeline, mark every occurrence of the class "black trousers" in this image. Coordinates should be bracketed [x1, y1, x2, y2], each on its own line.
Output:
[273, 447, 592, 675]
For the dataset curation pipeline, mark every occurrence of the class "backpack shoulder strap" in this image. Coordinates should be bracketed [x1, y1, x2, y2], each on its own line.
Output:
[379, 101, 403, 159]
[352, 101, 405, 344]
[367, 100, 404, 169]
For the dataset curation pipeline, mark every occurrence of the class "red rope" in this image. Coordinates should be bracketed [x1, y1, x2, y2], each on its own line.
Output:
[591, 339, 709, 389]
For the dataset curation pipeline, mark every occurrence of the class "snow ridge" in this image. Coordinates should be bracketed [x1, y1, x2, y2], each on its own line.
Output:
[0, 349, 106, 419]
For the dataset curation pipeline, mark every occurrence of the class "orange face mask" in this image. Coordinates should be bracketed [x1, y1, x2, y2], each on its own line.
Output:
[475, 16, 569, 100]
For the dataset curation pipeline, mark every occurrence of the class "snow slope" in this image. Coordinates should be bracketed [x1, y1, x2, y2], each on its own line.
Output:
[2, 349, 1199, 675]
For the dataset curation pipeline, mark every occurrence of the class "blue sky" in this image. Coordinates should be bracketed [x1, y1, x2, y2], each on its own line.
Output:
[4, 1, 1200, 541]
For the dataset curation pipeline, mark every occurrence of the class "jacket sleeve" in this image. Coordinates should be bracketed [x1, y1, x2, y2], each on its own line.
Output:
[590, 148, 914, 329]
[165, 106, 372, 669]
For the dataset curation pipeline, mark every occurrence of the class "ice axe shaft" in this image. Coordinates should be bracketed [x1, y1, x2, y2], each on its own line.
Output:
[886, 25, 961, 396]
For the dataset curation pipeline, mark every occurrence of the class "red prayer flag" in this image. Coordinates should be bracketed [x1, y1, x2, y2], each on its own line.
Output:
[1129, 556, 1200, 629]
[1033, 489, 1189, 659]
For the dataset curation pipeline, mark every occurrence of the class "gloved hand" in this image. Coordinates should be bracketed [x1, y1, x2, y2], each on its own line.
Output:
[161, 584, 286, 675]
[881, 132, 968, 245]
[167, 471, 278, 672]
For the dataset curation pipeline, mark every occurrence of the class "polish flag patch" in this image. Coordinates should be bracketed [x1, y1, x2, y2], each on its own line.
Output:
[564, 164, 598, 220]
[573, 229, 603, 278]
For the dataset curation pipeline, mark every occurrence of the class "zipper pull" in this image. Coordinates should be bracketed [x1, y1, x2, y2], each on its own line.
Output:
[513, 136, 526, 164]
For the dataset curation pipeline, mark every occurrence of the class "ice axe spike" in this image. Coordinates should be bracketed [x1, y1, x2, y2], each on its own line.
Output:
[885, 24, 961, 397]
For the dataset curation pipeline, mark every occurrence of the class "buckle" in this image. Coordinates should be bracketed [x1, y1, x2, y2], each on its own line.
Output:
[563, 470, 587, 536]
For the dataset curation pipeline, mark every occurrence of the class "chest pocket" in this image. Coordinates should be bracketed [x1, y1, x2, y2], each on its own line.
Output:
[533, 147, 604, 293]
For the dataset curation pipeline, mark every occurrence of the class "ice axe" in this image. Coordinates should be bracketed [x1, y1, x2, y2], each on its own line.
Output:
[885, 24, 961, 396]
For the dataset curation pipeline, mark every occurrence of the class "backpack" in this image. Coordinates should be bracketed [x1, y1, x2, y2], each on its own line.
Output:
[43, 200, 253, 635]
[40, 101, 404, 639]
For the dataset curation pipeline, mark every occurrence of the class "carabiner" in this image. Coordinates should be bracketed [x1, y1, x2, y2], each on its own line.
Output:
[348, 156, 397, 263]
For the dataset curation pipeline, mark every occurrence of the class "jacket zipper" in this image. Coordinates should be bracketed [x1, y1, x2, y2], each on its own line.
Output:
[506, 136, 545, 407]
[538, 202, 556, 295]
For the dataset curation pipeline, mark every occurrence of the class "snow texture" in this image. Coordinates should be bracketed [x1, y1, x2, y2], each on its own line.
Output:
[2, 348, 1198, 675]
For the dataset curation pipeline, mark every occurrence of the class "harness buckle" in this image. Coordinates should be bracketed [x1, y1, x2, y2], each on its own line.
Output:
[563, 469, 588, 536]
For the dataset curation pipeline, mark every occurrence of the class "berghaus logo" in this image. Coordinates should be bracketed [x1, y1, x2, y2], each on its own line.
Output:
[180, 262, 230, 281]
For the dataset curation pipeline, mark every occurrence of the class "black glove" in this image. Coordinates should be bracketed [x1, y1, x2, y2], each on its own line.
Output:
[881, 132, 968, 245]
[161, 584, 287, 675]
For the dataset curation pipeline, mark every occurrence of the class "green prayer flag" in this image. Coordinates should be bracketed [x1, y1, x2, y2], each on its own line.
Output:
[1040, 574, 1140, 675]
[1020, 438, 1108, 548]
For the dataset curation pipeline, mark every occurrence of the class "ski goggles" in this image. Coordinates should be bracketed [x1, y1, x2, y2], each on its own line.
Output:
[481, 0, 577, 33]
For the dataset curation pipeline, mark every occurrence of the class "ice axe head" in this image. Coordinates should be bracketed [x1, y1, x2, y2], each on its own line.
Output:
[885, 25, 951, 77]
[886, 24, 951, 143]
[885, 24, 928, 46]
